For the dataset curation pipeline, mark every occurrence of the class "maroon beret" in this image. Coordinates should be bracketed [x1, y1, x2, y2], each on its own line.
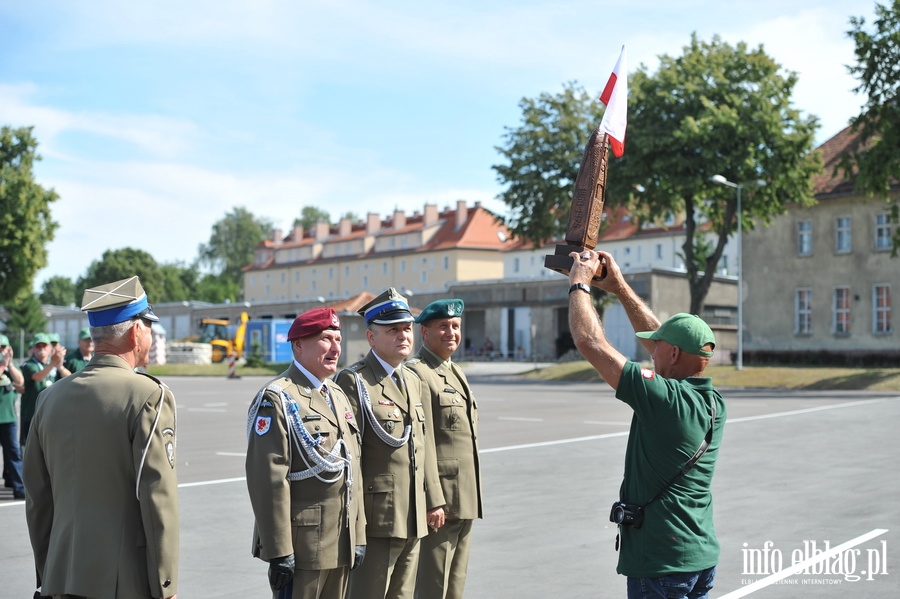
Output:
[288, 308, 341, 341]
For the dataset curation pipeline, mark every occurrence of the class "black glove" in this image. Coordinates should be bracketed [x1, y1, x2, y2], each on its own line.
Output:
[352, 544, 366, 570]
[268, 554, 295, 591]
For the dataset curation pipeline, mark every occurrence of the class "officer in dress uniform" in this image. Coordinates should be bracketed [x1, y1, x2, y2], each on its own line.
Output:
[335, 288, 446, 599]
[22, 276, 179, 599]
[407, 299, 483, 599]
[246, 307, 366, 599]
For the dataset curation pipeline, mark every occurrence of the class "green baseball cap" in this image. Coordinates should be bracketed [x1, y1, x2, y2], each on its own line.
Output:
[78, 327, 92, 340]
[0, 334, 9, 346]
[49, 332, 61, 343]
[415, 299, 465, 324]
[31, 333, 52, 347]
[635, 313, 716, 357]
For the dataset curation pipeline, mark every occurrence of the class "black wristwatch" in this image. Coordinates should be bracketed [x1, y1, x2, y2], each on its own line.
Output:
[568, 283, 591, 295]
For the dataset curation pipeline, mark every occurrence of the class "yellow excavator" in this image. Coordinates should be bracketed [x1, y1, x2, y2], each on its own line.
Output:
[198, 312, 249, 362]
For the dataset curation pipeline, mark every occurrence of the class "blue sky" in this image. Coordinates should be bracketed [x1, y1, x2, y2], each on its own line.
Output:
[0, 0, 874, 291]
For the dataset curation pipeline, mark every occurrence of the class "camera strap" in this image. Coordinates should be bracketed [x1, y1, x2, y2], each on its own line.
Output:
[641, 396, 716, 510]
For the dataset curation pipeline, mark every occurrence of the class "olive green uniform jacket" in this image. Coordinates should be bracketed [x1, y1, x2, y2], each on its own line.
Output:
[246, 363, 366, 569]
[335, 351, 445, 540]
[23, 354, 179, 599]
[407, 348, 483, 521]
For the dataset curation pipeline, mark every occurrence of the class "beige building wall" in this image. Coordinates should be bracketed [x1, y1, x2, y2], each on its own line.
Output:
[743, 192, 897, 353]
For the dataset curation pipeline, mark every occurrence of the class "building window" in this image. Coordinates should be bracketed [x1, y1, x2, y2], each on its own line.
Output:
[656, 244, 663, 260]
[833, 286, 851, 334]
[344, 266, 349, 277]
[421, 270, 427, 283]
[795, 288, 812, 335]
[382, 262, 388, 275]
[875, 213, 893, 251]
[513, 257, 520, 273]
[835, 217, 852, 254]
[362, 276, 368, 288]
[873, 284, 892, 334]
[443, 256, 449, 270]
[797, 220, 813, 256]
[400, 260, 406, 274]
[328, 267, 334, 280]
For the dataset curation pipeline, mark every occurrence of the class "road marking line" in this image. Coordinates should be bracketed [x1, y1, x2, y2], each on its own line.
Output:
[726, 398, 895, 424]
[482, 432, 629, 453]
[718, 528, 889, 598]
[584, 420, 631, 426]
[216, 452, 246, 457]
[179, 477, 246, 488]
[498, 416, 543, 422]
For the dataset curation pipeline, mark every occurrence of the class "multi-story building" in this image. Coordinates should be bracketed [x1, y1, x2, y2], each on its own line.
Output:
[243, 200, 514, 303]
[743, 125, 898, 365]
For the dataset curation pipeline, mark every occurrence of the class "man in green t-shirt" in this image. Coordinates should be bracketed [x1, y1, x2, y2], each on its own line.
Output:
[64, 328, 94, 374]
[568, 249, 726, 599]
[19, 333, 70, 446]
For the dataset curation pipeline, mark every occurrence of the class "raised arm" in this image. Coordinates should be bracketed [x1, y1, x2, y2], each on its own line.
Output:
[593, 250, 661, 354]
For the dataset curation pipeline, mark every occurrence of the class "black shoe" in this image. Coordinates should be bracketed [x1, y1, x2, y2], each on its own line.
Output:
[13, 492, 25, 499]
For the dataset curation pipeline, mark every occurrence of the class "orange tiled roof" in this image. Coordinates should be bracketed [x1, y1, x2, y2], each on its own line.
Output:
[811, 125, 861, 196]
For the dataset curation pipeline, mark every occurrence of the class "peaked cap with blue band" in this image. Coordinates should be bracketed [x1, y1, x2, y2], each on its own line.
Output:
[358, 287, 414, 325]
[81, 276, 160, 327]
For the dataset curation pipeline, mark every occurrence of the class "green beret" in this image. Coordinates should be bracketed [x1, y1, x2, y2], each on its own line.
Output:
[415, 299, 465, 324]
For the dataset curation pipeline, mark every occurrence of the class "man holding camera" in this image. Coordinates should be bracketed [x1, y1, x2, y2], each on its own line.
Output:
[568, 249, 726, 599]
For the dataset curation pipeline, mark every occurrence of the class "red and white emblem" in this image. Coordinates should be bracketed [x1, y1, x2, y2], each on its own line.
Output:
[255, 416, 272, 436]
[331, 313, 341, 328]
[640, 369, 655, 380]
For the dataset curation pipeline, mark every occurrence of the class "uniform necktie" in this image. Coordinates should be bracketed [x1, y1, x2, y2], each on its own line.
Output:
[392, 371, 407, 398]
[321, 384, 335, 413]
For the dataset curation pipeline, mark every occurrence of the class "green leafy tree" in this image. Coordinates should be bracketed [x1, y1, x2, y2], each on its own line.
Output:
[0, 126, 60, 305]
[78, 248, 165, 304]
[493, 82, 603, 246]
[194, 272, 241, 304]
[5, 292, 47, 347]
[293, 206, 332, 230]
[618, 34, 821, 313]
[40, 275, 78, 307]
[843, 0, 900, 254]
[198, 207, 272, 299]
[159, 262, 198, 302]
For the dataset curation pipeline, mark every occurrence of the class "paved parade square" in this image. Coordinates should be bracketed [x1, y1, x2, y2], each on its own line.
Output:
[2, 366, 897, 598]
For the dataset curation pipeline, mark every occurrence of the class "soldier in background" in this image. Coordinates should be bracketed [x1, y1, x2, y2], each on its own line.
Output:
[407, 299, 483, 599]
[335, 288, 446, 599]
[23, 276, 179, 599]
[246, 307, 365, 599]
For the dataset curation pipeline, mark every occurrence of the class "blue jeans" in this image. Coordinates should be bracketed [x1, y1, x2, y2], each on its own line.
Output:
[0, 421, 25, 496]
[627, 566, 716, 599]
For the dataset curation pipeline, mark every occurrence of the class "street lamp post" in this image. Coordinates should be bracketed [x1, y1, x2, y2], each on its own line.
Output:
[711, 174, 746, 370]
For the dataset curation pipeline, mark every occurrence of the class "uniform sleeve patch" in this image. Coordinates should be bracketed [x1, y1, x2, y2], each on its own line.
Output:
[640, 369, 656, 380]
[255, 416, 272, 436]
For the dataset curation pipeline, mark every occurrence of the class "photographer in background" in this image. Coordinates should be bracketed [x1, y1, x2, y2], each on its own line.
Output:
[567, 249, 726, 599]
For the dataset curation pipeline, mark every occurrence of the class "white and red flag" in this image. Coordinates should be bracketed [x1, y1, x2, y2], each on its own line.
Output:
[599, 45, 627, 157]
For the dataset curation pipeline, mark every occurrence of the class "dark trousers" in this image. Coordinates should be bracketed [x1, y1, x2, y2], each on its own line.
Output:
[0, 421, 24, 496]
